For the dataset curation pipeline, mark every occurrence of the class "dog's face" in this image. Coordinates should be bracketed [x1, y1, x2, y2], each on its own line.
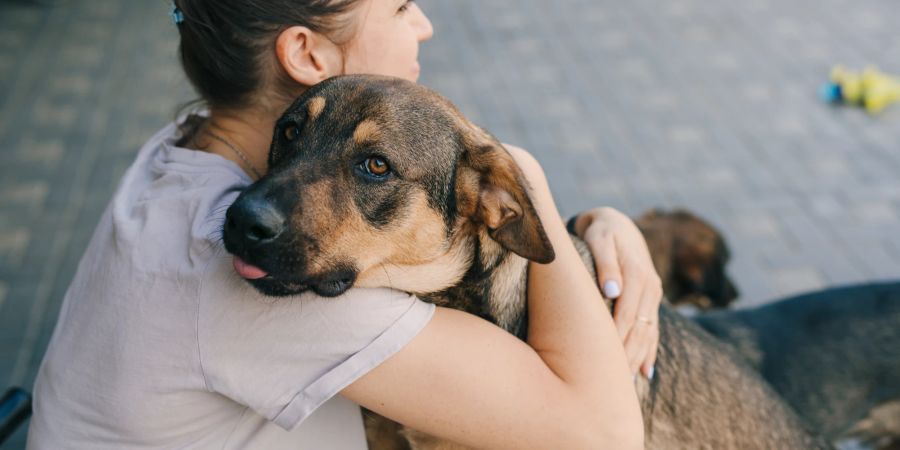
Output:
[637, 209, 739, 309]
[223, 75, 553, 297]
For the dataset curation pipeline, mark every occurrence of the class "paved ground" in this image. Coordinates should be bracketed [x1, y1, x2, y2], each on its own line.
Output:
[1, 0, 899, 447]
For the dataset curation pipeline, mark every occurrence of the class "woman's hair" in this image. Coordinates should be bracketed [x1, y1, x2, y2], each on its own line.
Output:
[174, 0, 362, 110]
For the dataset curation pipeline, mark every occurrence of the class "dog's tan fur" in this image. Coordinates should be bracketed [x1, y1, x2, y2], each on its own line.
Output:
[353, 119, 381, 145]
[307, 96, 326, 121]
[840, 401, 900, 450]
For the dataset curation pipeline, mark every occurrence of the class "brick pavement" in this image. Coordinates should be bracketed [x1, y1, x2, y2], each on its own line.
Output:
[1, 0, 899, 447]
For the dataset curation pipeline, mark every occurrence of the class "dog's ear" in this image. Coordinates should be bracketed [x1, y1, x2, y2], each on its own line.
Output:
[460, 124, 555, 264]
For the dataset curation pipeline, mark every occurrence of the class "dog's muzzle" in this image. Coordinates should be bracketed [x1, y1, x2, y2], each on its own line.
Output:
[223, 187, 358, 298]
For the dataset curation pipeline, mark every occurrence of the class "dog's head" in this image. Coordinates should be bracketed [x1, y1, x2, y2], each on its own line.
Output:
[637, 209, 739, 309]
[223, 75, 553, 297]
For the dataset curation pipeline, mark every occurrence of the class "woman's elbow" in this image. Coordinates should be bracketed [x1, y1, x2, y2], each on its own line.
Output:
[606, 426, 645, 450]
[577, 411, 645, 449]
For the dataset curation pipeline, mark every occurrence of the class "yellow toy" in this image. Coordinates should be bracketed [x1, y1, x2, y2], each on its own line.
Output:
[827, 65, 864, 104]
[861, 67, 900, 114]
[820, 65, 900, 114]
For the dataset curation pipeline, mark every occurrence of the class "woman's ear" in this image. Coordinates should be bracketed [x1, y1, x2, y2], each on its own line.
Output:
[275, 26, 343, 86]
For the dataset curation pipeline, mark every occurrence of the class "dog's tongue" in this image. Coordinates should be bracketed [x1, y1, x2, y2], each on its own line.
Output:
[233, 256, 268, 280]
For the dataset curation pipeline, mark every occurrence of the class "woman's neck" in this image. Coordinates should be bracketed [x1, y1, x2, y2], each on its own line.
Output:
[191, 105, 284, 180]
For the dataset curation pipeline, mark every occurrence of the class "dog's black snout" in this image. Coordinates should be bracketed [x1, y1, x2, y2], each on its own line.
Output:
[227, 195, 286, 244]
[723, 279, 740, 303]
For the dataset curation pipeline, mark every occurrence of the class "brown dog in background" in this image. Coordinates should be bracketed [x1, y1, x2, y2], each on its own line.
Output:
[636, 209, 739, 310]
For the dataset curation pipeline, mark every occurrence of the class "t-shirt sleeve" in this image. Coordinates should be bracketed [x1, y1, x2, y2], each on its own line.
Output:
[197, 252, 435, 430]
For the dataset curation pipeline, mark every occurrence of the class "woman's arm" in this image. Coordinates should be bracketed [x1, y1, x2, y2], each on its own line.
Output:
[342, 150, 644, 450]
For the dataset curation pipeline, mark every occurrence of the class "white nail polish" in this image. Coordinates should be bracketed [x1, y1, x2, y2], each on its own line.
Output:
[647, 366, 655, 381]
[604, 280, 621, 299]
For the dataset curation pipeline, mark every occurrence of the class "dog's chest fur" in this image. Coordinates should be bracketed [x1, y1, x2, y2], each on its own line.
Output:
[419, 230, 530, 338]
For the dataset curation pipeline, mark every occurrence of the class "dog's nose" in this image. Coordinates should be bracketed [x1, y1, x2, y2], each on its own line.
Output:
[226, 195, 286, 244]
[725, 280, 740, 302]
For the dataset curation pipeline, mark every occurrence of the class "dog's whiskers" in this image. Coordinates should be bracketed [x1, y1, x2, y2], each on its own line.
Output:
[205, 224, 226, 245]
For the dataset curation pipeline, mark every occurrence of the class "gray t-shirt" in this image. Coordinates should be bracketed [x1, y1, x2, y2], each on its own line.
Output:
[27, 123, 435, 449]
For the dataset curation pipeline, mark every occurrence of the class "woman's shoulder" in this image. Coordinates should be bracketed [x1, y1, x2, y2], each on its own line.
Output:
[195, 253, 435, 428]
[107, 120, 251, 257]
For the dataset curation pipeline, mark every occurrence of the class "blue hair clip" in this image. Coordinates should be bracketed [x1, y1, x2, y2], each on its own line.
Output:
[171, 5, 184, 25]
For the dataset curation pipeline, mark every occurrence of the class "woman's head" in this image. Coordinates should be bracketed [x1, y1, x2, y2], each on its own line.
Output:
[175, 0, 433, 112]
[340, 1, 433, 82]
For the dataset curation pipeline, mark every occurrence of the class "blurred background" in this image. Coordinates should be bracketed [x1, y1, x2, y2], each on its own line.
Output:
[0, 0, 898, 447]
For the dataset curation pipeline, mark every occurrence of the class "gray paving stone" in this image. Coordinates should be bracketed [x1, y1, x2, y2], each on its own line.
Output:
[852, 202, 900, 225]
[853, 243, 900, 281]
[14, 136, 65, 167]
[0, 228, 30, 269]
[30, 99, 78, 130]
[49, 72, 92, 97]
[0, 182, 48, 210]
[770, 266, 828, 298]
[727, 259, 775, 307]
[59, 42, 104, 67]
[728, 212, 782, 238]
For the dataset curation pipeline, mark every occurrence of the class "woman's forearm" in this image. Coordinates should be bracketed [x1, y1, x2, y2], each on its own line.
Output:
[515, 151, 644, 445]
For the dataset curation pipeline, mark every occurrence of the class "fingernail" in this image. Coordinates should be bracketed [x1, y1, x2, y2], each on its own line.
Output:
[603, 280, 621, 299]
[632, 373, 637, 383]
[647, 366, 655, 381]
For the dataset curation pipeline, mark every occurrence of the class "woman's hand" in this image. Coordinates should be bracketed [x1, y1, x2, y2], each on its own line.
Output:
[571, 208, 662, 379]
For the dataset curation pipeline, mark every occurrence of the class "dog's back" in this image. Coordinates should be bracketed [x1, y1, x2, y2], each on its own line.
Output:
[570, 237, 829, 449]
[695, 282, 900, 443]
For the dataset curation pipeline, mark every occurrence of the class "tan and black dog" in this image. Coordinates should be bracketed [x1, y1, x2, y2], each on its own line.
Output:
[222, 75, 897, 449]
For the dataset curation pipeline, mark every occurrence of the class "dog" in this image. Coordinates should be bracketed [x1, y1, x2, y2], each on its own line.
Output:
[635, 209, 739, 310]
[695, 282, 900, 449]
[222, 75, 897, 449]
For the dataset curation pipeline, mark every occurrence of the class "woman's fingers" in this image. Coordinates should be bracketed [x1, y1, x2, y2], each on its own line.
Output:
[612, 265, 643, 341]
[630, 275, 661, 378]
[586, 228, 623, 299]
[642, 333, 659, 380]
[620, 269, 662, 376]
[622, 306, 650, 374]
[627, 323, 657, 377]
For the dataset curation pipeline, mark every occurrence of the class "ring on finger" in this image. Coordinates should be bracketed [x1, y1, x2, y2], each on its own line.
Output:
[637, 315, 654, 326]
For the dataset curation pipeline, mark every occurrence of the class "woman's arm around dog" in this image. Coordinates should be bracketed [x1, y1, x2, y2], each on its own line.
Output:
[342, 149, 644, 450]
[572, 207, 663, 379]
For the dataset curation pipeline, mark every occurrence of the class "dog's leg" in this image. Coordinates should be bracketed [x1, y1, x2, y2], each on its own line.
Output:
[364, 409, 413, 450]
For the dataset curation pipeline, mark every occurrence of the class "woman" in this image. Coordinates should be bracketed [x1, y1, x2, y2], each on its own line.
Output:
[28, 1, 662, 448]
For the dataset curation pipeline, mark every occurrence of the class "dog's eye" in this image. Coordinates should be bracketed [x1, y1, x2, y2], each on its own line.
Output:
[358, 157, 391, 179]
[283, 124, 299, 142]
[367, 157, 389, 175]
